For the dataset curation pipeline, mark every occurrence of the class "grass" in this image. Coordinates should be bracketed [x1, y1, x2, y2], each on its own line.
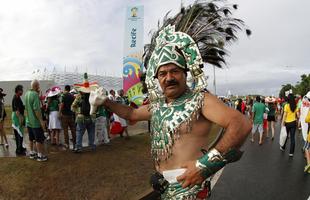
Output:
[0, 134, 154, 200]
[0, 110, 221, 200]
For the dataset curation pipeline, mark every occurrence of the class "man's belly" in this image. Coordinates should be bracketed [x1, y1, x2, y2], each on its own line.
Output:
[156, 133, 210, 173]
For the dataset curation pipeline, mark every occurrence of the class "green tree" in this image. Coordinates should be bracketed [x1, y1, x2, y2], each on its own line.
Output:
[279, 84, 295, 99]
[295, 74, 310, 96]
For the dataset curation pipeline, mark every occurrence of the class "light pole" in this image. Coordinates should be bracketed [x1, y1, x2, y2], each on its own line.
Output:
[213, 65, 216, 95]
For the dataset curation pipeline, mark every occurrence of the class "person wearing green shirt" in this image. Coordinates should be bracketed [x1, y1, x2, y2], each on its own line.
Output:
[24, 80, 48, 161]
[47, 94, 62, 146]
[251, 96, 266, 145]
[95, 105, 110, 145]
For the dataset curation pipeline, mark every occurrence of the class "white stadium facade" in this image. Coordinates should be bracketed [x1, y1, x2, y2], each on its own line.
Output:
[36, 70, 122, 91]
[0, 68, 122, 105]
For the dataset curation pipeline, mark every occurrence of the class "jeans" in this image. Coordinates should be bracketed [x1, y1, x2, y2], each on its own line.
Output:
[76, 119, 95, 150]
[283, 121, 297, 154]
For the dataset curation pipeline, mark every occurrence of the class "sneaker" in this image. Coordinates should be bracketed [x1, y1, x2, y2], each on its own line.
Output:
[73, 148, 82, 153]
[280, 146, 285, 152]
[289, 154, 293, 157]
[37, 155, 48, 162]
[29, 153, 37, 159]
[5, 143, 9, 148]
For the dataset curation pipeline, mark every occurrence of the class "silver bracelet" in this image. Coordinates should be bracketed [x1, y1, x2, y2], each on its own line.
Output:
[195, 160, 206, 170]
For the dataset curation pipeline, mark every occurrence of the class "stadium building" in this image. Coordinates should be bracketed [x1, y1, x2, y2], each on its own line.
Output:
[35, 68, 123, 91]
[0, 68, 122, 106]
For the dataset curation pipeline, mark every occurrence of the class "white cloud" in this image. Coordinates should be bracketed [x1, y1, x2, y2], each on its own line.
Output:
[0, 0, 309, 96]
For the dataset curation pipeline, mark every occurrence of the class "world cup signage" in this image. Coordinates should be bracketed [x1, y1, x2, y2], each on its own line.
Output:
[123, 6, 144, 106]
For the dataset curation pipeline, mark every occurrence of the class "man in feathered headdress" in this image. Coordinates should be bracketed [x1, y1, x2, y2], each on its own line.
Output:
[90, 1, 252, 198]
[90, 27, 250, 199]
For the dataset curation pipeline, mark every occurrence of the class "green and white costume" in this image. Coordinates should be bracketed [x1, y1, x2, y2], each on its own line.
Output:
[145, 24, 243, 200]
[150, 90, 204, 164]
[146, 25, 209, 199]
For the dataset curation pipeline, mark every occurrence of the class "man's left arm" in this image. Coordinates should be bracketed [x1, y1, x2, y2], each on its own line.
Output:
[177, 93, 251, 188]
[202, 93, 251, 153]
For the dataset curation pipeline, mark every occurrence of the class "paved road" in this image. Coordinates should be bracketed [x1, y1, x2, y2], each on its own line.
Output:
[210, 121, 309, 200]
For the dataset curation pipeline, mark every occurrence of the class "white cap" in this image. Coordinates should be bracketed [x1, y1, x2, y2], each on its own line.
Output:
[306, 91, 310, 99]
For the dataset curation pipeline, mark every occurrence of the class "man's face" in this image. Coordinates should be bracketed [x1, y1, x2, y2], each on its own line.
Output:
[157, 63, 187, 100]
[17, 90, 23, 96]
[33, 83, 40, 93]
[119, 90, 124, 97]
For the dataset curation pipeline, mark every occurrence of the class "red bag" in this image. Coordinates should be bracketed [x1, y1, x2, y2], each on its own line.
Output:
[110, 121, 124, 135]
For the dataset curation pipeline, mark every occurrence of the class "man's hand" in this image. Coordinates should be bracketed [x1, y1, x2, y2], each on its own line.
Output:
[89, 87, 108, 115]
[176, 161, 205, 188]
[40, 120, 46, 132]
[58, 112, 62, 119]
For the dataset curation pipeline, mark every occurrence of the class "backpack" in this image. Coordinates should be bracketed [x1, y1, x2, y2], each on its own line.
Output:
[80, 94, 90, 116]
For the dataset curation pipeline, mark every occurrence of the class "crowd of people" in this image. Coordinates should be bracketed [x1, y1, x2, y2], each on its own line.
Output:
[0, 73, 131, 161]
[0, 76, 309, 175]
[220, 93, 310, 174]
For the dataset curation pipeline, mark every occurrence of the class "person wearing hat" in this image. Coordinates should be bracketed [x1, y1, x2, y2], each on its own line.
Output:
[71, 73, 98, 153]
[24, 80, 48, 161]
[12, 85, 27, 155]
[90, 25, 251, 199]
[46, 87, 62, 146]
[0, 88, 9, 147]
[266, 97, 277, 140]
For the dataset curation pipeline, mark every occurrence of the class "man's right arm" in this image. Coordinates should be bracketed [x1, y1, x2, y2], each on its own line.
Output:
[33, 95, 45, 129]
[104, 99, 151, 121]
[251, 105, 255, 122]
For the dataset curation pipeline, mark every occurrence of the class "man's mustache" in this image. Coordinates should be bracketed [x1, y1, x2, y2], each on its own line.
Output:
[166, 79, 178, 87]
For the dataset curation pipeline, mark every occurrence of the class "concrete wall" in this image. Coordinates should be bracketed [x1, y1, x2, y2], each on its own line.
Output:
[0, 80, 55, 106]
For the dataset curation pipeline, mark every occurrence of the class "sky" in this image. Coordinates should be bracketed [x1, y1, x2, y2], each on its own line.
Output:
[0, 0, 309, 96]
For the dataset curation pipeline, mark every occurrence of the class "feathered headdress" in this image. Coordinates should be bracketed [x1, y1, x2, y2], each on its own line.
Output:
[143, 0, 251, 69]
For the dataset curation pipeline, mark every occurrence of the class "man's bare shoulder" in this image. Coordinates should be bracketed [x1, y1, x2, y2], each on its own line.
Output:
[201, 91, 238, 126]
[202, 91, 217, 106]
